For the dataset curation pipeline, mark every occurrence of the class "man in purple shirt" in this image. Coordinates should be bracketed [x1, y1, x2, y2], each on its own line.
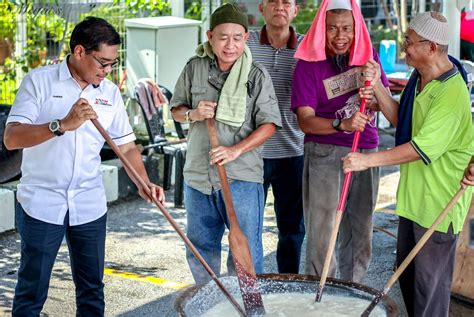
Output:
[291, 0, 390, 283]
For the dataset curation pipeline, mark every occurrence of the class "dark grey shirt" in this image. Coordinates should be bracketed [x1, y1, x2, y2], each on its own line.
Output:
[170, 55, 282, 195]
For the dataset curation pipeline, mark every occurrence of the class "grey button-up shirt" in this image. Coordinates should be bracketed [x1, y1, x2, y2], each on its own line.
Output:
[170, 56, 281, 194]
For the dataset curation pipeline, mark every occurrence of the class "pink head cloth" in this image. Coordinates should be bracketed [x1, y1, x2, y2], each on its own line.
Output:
[294, 0, 373, 66]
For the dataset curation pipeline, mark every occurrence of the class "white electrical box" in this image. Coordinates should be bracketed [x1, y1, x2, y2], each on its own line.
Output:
[125, 16, 201, 97]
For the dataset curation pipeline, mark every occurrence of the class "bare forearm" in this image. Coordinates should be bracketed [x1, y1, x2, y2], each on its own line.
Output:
[171, 105, 190, 123]
[233, 123, 276, 154]
[367, 142, 421, 167]
[120, 143, 150, 185]
[373, 80, 399, 126]
[298, 115, 338, 135]
[4, 123, 57, 150]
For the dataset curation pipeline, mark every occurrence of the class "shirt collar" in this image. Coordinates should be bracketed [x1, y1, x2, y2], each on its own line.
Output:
[60, 55, 104, 91]
[259, 25, 298, 49]
[435, 64, 459, 82]
[59, 55, 73, 82]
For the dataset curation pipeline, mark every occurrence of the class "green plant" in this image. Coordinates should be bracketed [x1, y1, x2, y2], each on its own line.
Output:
[292, 3, 318, 34]
[184, 1, 202, 21]
[118, 0, 171, 17]
[0, 2, 16, 42]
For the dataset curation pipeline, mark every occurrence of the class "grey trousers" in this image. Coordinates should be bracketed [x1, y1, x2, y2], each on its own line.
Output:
[397, 217, 458, 317]
[303, 142, 379, 283]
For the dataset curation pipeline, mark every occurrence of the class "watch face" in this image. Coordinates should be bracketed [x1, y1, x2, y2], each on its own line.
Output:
[50, 120, 59, 131]
[332, 118, 340, 128]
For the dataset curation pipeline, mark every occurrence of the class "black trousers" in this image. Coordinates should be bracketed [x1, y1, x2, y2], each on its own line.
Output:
[397, 217, 458, 317]
[13, 208, 107, 317]
[263, 156, 305, 274]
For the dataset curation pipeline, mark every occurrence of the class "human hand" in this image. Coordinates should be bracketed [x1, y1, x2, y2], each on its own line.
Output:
[461, 163, 474, 189]
[139, 182, 165, 204]
[61, 98, 98, 131]
[359, 59, 381, 109]
[342, 152, 370, 173]
[341, 111, 370, 132]
[209, 145, 242, 166]
[359, 59, 380, 85]
[192, 101, 217, 122]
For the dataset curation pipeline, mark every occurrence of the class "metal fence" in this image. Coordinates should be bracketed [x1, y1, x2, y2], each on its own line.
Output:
[0, 0, 426, 106]
[0, 0, 172, 105]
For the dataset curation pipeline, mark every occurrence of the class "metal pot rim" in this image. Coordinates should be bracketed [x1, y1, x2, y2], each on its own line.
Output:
[174, 273, 398, 316]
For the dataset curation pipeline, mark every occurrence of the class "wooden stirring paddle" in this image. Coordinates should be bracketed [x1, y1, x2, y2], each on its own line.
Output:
[91, 119, 247, 317]
[207, 118, 266, 316]
[361, 187, 466, 316]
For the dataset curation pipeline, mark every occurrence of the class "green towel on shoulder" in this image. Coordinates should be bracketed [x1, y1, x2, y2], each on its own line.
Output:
[195, 41, 252, 127]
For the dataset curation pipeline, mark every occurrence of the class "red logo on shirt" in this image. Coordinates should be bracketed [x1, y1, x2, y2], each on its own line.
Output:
[94, 98, 112, 106]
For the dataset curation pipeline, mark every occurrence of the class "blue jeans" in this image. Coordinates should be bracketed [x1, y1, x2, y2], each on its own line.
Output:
[263, 156, 305, 273]
[184, 181, 264, 284]
[13, 207, 106, 317]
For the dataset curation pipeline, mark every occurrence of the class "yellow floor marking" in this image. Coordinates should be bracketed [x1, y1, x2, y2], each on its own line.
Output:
[104, 268, 189, 290]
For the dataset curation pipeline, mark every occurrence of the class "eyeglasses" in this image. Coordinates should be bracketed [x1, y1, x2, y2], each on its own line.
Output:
[89, 54, 119, 70]
[402, 38, 430, 48]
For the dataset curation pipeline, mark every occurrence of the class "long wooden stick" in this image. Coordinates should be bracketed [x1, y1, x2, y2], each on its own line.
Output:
[91, 119, 246, 317]
[206, 118, 265, 316]
[361, 187, 466, 316]
[316, 80, 371, 302]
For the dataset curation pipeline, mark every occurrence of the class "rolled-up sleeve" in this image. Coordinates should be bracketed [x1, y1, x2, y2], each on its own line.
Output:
[170, 64, 192, 110]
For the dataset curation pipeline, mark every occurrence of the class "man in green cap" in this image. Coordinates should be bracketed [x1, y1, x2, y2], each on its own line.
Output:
[170, 3, 282, 284]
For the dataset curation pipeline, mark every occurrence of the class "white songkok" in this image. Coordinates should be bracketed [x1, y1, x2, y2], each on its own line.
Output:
[409, 11, 450, 45]
[326, 0, 352, 11]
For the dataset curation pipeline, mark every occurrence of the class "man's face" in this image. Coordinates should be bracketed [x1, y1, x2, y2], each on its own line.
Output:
[325, 10, 355, 56]
[402, 28, 432, 68]
[76, 43, 119, 86]
[259, 0, 299, 28]
[207, 23, 249, 71]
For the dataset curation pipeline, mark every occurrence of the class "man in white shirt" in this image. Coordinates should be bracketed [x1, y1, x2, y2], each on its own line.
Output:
[4, 17, 164, 316]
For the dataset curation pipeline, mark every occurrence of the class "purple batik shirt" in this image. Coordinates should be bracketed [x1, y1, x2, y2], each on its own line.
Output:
[291, 48, 390, 149]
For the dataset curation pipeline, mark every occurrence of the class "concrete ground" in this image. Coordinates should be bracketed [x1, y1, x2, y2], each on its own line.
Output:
[1, 134, 473, 316]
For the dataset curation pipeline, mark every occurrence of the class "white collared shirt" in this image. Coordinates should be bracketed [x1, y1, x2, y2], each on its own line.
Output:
[7, 58, 136, 225]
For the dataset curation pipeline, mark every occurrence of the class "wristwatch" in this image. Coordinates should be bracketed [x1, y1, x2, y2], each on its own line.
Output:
[332, 118, 343, 132]
[184, 109, 193, 123]
[48, 119, 64, 136]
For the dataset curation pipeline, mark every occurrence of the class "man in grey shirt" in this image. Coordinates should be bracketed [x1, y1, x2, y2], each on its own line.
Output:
[170, 3, 281, 284]
[247, 0, 305, 274]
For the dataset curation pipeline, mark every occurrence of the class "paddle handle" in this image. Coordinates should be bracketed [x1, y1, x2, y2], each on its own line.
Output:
[362, 187, 466, 316]
[336, 80, 371, 213]
[91, 119, 247, 317]
[206, 118, 240, 230]
[385, 187, 466, 291]
[316, 80, 371, 302]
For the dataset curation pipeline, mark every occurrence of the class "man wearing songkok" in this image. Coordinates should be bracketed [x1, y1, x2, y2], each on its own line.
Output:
[247, 0, 305, 274]
[344, 11, 474, 316]
[170, 3, 281, 284]
[291, 0, 390, 283]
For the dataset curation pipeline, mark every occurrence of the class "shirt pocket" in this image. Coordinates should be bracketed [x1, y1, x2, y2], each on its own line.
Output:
[191, 86, 207, 109]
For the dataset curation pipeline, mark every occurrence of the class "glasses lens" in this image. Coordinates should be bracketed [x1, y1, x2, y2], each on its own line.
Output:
[110, 60, 119, 69]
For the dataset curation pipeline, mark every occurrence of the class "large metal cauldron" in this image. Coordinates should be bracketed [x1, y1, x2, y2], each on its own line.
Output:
[175, 274, 397, 316]
[0, 104, 22, 183]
